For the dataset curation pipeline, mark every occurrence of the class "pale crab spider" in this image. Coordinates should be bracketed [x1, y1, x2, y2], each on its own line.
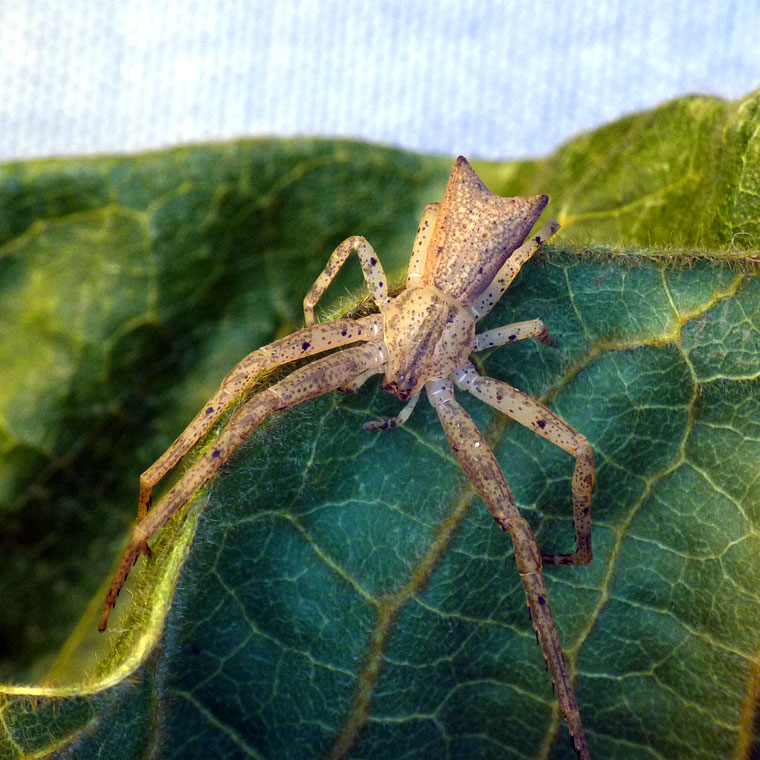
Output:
[99, 157, 595, 759]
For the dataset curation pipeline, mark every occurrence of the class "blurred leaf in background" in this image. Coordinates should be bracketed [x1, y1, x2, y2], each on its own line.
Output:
[1, 91, 759, 759]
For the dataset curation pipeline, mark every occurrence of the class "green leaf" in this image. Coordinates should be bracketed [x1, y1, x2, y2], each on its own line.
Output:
[2, 91, 760, 760]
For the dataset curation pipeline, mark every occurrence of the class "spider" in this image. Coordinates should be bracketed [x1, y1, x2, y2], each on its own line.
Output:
[99, 156, 595, 759]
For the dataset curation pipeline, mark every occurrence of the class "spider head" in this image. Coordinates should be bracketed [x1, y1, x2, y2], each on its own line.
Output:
[381, 373, 416, 401]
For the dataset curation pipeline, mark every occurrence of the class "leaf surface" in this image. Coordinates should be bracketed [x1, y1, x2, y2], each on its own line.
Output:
[2, 93, 760, 760]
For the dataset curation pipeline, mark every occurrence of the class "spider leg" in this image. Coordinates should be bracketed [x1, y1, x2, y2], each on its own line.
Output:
[406, 203, 439, 289]
[470, 220, 560, 321]
[99, 341, 385, 631]
[303, 236, 391, 326]
[136, 314, 382, 522]
[426, 378, 589, 760]
[474, 318, 553, 350]
[454, 362, 594, 566]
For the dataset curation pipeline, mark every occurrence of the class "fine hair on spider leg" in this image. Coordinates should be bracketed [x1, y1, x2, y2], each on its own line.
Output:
[99, 156, 594, 760]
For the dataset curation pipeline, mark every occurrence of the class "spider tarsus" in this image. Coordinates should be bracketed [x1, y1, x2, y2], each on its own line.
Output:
[537, 329, 555, 347]
[362, 417, 396, 431]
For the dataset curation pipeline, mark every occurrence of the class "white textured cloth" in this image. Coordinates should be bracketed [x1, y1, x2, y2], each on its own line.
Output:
[1, 0, 759, 161]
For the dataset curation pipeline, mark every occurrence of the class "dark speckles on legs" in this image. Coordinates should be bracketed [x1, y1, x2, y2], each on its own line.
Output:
[302, 341, 311, 351]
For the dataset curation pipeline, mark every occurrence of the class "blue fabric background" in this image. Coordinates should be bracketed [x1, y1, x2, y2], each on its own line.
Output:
[1, 0, 759, 161]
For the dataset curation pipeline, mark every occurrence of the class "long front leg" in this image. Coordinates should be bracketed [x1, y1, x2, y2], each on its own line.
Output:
[136, 315, 382, 522]
[100, 341, 385, 631]
[454, 362, 594, 566]
[426, 379, 590, 760]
